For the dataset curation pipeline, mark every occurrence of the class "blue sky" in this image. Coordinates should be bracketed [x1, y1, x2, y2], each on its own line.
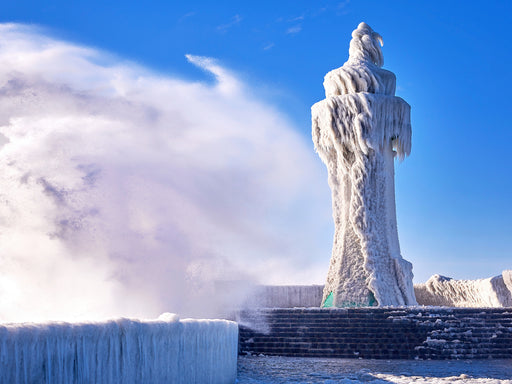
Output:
[0, 0, 511, 294]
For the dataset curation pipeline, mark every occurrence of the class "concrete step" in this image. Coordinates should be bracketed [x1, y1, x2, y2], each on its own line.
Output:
[236, 308, 512, 360]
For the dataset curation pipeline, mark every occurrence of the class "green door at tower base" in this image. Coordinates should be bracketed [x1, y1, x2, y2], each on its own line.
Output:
[321, 291, 334, 307]
[321, 291, 378, 308]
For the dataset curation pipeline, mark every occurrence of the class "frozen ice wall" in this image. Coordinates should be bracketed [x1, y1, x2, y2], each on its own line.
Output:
[0, 315, 238, 384]
[242, 285, 324, 308]
[415, 273, 512, 307]
[312, 23, 416, 307]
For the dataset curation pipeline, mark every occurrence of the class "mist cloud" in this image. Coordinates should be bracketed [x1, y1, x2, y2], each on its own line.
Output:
[0, 23, 331, 322]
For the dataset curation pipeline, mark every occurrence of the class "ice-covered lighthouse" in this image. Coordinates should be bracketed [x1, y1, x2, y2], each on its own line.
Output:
[312, 23, 417, 307]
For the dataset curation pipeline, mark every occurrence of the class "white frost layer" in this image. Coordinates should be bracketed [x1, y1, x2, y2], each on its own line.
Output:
[312, 22, 416, 307]
[242, 285, 324, 308]
[415, 274, 512, 307]
[503, 270, 512, 293]
[0, 316, 238, 384]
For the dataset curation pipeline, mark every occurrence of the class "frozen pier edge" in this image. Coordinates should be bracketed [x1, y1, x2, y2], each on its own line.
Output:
[312, 22, 416, 307]
[0, 315, 238, 384]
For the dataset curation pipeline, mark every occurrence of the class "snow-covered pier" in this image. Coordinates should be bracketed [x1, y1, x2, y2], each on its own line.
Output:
[0, 315, 238, 384]
[238, 307, 512, 360]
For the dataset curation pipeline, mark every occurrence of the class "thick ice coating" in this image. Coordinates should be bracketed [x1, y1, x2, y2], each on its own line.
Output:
[415, 274, 512, 307]
[312, 22, 417, 307]
[0, 317, 238, 384]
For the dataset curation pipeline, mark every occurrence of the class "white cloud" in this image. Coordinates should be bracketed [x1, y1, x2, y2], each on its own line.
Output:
[286, 25, 302, 35]
[289, 16, 305, 22]
[178, 12, 196, 22]
[216, 14, 243, 32]
[0, 24, 332, 322]
[185, 54, 240, 95]
[338, 0, 351, 9]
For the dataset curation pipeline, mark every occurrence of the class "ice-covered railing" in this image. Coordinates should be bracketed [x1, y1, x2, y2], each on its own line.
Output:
[0, 314, 238, 384]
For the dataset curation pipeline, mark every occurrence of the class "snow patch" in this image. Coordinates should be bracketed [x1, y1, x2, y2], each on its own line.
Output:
[157, 312, 180, 322]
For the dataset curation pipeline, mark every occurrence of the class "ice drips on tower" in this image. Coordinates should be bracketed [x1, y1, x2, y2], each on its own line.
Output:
[312, 22, 417, 307]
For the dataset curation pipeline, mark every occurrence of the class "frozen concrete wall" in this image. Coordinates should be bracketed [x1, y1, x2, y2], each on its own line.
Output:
[0, 315, 238, 384]
[238, 307, 512, 359]
[242, 285, 324, 308]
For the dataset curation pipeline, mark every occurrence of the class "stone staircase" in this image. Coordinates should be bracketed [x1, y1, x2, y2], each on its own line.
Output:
[235, 307, 512, 359]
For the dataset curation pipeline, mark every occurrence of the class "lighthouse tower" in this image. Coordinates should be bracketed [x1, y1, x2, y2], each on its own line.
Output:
[312, 23, 417, 307]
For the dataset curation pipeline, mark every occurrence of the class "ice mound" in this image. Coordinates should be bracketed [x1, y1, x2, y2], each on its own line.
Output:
[415, 273, 512, 307]
[0, 316, 238, 384]
[157, 312, 180, 322]
[503, 270, 512, 293]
